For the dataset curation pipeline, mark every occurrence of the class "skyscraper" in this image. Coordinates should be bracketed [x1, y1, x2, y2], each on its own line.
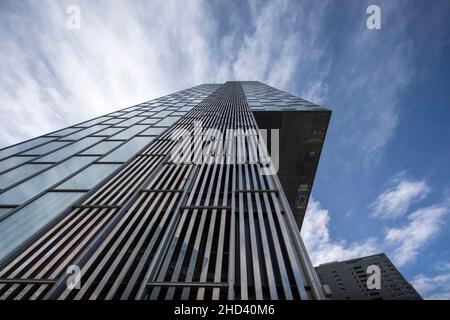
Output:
[0, 81, 330, 300]
[315, 253, 422, 300]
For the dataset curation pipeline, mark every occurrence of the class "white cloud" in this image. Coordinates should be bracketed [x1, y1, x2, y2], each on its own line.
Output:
[301, 198, 380, 266]
[436, 261, 450, 272]
[0, 0, 217, 146]
[412, 272, 450, 300]
[303, 194, 448, 269]
[371, 178, 430, 219]
[0, 0, 332, 148]
[326, 1, 425, 166]
[385, 205, 448, 266]
[301, 80, 329, 105]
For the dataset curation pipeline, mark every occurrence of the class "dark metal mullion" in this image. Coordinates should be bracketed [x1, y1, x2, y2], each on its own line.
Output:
[251, 164, 279, 299]
[106, 166, 191, 299]
[95, 161, 188, 299]
[88, 192, 169, 300]
[147, 281, 228, 288]
[0, 208, 86, 278]
[244, 158, 263, 300]
[120, 169, 194, 299]
[145, 122, 213, 299]
[164, 162, 212, 300]
[212, 161, 231, 300]
[181, 154, 221, 299]
[14, 208, 112, 300]
[247, 105, 312, 300]
[141, 172, 200, 300]
[199, 148, 226, 300]
[243, 101, 293, 300]
[0, 133, 123, 223]
[237, 138, 248, 300]
[130, 94, 220, 300]
[69, 194, 149, 300]
[42, 119, 188, 299]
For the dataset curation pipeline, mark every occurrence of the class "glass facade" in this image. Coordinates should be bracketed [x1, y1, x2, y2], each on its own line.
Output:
[0, 81, 330, 300]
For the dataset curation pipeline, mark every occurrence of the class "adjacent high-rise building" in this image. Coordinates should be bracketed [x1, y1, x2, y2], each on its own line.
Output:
[0, 81, 330, 300]
[315, 253, 422, 300]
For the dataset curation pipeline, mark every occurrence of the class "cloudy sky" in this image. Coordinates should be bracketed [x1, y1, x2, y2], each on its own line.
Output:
[1, 0, 449, 299]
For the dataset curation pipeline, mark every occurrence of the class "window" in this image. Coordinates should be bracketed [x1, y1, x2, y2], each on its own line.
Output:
[115, 117, 146, 127]
[0, 137, 53, 160]
[47, 127, 82, 137]
[121, 111, 143, 118]
[21, 141, 70, 155]
[0, 191, 85, 261]
[108, 111, 126, 117]
[140, 127, 167, 136]
[153, 111, 173, 118]
[56, 163, 121, 190]
[78, 116, 111, 127]
[102, 118, 124, 125]
[0, 164, 51, 189]
[93, 127, 124, 136]
[155, 117, 180, 127]
[140, 118, 160, 125]
[0, 208, 12, 220]
[63, 125, 109, 140]
[0, 156, 96, 204]
[99, 136, 153, 162]
[139, 112, 156, 117]
[80, 141, 123, 155]
[0, 156, 35, 173]
[109, 125, 148, 140]
[36, 137, 103, 162]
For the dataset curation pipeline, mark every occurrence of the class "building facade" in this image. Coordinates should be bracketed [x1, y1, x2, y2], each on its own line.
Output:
[0, 81, 330, 300]
[315, 253, 422, 300]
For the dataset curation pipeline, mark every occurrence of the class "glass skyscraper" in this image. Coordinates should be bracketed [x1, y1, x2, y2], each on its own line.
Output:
[0, 81, 330, 300]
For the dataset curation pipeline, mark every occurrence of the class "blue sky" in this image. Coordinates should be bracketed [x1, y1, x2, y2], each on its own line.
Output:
[0, 0, 449, 299]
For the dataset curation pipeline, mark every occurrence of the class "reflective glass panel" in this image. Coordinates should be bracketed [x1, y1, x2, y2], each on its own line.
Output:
[0, 137, 53, 160]
[0, 164, 51, 189]
[99, 137, 153, 162]
[115, 117, 146, 127]
[0, 208, 12, 220]
[47, 127, 81, 137]
[140, 118, 160, 125]
[109, 125, 148, 140]
[80, 141, 123, 155]
[21, 141, 70, 155]
[93, 127, 124, 136]
[0, 156, 96, 204]
[140, 127, 167, 136]
[155, 117, 180, 127]
[122, 111, 143, 118]
[153, 111, 173, 118]
[102, 118, 123, 125]
[63, 125, 109, 140]
[0, 191, 85, 261]
[56, 163, 121, 190]
[36, 137, 102, 162]
[0, 156, 34, 173]
[78, 116, 111, 127]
